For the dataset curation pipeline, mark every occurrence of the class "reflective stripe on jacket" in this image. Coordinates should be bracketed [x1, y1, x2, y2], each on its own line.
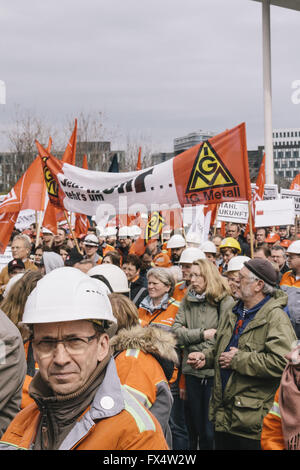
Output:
[261, 387, 285, 450]
[0, 358, 168, 451]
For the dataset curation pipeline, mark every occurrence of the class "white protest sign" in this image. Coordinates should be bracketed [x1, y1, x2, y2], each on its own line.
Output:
[263, 184, 278, 200]
[15, 209, 37, 231]
[187, 205, 205, 243]
[217, 201, 249, 224]
[255, 199, 295, 227]
[280, 189, 300, 215]
[0, 246, 12, 271]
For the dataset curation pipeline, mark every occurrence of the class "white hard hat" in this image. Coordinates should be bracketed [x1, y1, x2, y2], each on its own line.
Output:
[83, 234, 99, 246]
[179, 247, 206, 264]
[167, 234, 186, 249]
[105, 226, 117, 237]
[201, 241, 217, 254]
[226, 256, 251, 273]
[186, 232, 202, 245]
[22, 267, 117, 327]
[87, 264, 130, 293]
[287, 240, 300, 254]
[118, 226, 131, 238]
[129, 225, 142, 238]
[95, 226, 106, 238]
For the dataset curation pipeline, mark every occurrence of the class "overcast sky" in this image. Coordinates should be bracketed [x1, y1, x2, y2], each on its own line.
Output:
[0, 0, 299, 154]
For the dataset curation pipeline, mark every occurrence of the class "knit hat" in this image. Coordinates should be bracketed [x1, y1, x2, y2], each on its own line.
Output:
[244, 258, 278, 287]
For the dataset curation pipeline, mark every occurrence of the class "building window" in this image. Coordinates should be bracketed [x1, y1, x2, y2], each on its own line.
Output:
[286, 171, 292, 178]
[293, 150, 299, 158]
[286, 151, 291, 158]
[290, 160, 295, 168]
[278, 151, 283, 158]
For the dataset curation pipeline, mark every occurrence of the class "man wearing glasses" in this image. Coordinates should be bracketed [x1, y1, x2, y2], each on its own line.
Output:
[0, 267, 168, 450]
[280, 240, 300, 339]
[187, 258, 296, 450]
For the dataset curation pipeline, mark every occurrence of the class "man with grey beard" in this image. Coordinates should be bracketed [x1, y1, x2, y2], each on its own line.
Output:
[187, 258, 296, 450]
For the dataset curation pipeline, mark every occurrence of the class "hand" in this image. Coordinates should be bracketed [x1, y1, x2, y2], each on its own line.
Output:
[179, 388, 187, 400]
[203, 329, 217, 340]
[219, 347, 238, 369]
[187, 352, 206, 369]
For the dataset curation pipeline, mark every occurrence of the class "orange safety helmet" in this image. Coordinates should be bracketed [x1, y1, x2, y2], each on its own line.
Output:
[265, 232, 280, 244]
[153, 252, 172, 268]
[280, 239, 292, 248]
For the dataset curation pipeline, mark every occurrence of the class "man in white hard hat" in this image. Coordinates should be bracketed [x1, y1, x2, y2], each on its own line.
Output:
[167, 234, 186, 266]
[82, 234, 101, 265]
[117, 226, 133, 263]
[0, 268, 168, 451]
[280, 240, 300, 339]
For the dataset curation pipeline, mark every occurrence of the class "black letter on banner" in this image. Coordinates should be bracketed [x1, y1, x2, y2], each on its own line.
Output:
[134, 169, 153, 193]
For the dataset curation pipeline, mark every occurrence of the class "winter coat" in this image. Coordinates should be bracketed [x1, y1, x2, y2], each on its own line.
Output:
[111, 324, 178, 447]
[202, 290, 297, 441]
[0, 310, 27, 438]
[42, 252, 64, 274]
[0, 358, 168, 450]
[138, 294, 180, 331]
[172, 291, 235, 379]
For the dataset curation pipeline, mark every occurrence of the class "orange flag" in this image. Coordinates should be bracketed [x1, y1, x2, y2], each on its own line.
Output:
[136, 147, 142, 171]
[0, 212, 18, 254]
[42, 120, 78, 233]
[290, 172, 300, 191]
[173, 123, 251, 206]
[0, 155, 45, 214]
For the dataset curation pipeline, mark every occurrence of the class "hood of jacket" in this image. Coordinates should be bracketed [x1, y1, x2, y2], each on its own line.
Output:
[43, 251, 65, 274]
[110, 324, 179, 365]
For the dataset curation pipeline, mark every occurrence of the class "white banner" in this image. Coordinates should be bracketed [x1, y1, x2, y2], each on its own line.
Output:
[217, 201, 249, 224]
[280, 189, 300, 215]
[0, 247, 12, 271]
[255, 199, 295, 227]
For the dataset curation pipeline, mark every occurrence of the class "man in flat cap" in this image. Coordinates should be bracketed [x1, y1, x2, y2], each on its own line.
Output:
[187, 258, 296, 450]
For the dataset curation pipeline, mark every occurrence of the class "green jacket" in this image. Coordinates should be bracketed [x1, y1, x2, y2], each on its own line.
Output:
[203, 289, 297, 441]
[172, 291, 235, 378]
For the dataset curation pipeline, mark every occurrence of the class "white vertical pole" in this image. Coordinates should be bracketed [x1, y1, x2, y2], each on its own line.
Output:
[262, 0, 274, 184]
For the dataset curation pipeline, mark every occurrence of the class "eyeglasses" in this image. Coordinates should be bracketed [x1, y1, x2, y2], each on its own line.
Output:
[33, 334, 98, 357]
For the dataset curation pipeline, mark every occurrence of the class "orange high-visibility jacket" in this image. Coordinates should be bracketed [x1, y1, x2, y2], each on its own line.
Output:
[261, 387, 285, 450]
[0, 358, 168, 451]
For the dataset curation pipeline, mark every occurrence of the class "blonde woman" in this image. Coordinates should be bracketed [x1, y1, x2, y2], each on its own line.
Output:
[173, 259, 234, 450]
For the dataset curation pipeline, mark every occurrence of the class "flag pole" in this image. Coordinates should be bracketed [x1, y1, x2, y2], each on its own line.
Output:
[35, 211, 43, 248]
[248, 200, 254, 258]
[64, 210, 82, 254]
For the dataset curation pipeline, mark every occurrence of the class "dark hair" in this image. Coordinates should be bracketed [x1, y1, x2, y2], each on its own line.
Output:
[103, 250, 121, 267]
[254, 246, 271, 258]
[122, 254, 141, 271]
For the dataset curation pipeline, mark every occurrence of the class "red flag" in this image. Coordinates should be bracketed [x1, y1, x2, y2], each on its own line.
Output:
[136, 147, 142, 171]
[0, 212, 18, 254]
